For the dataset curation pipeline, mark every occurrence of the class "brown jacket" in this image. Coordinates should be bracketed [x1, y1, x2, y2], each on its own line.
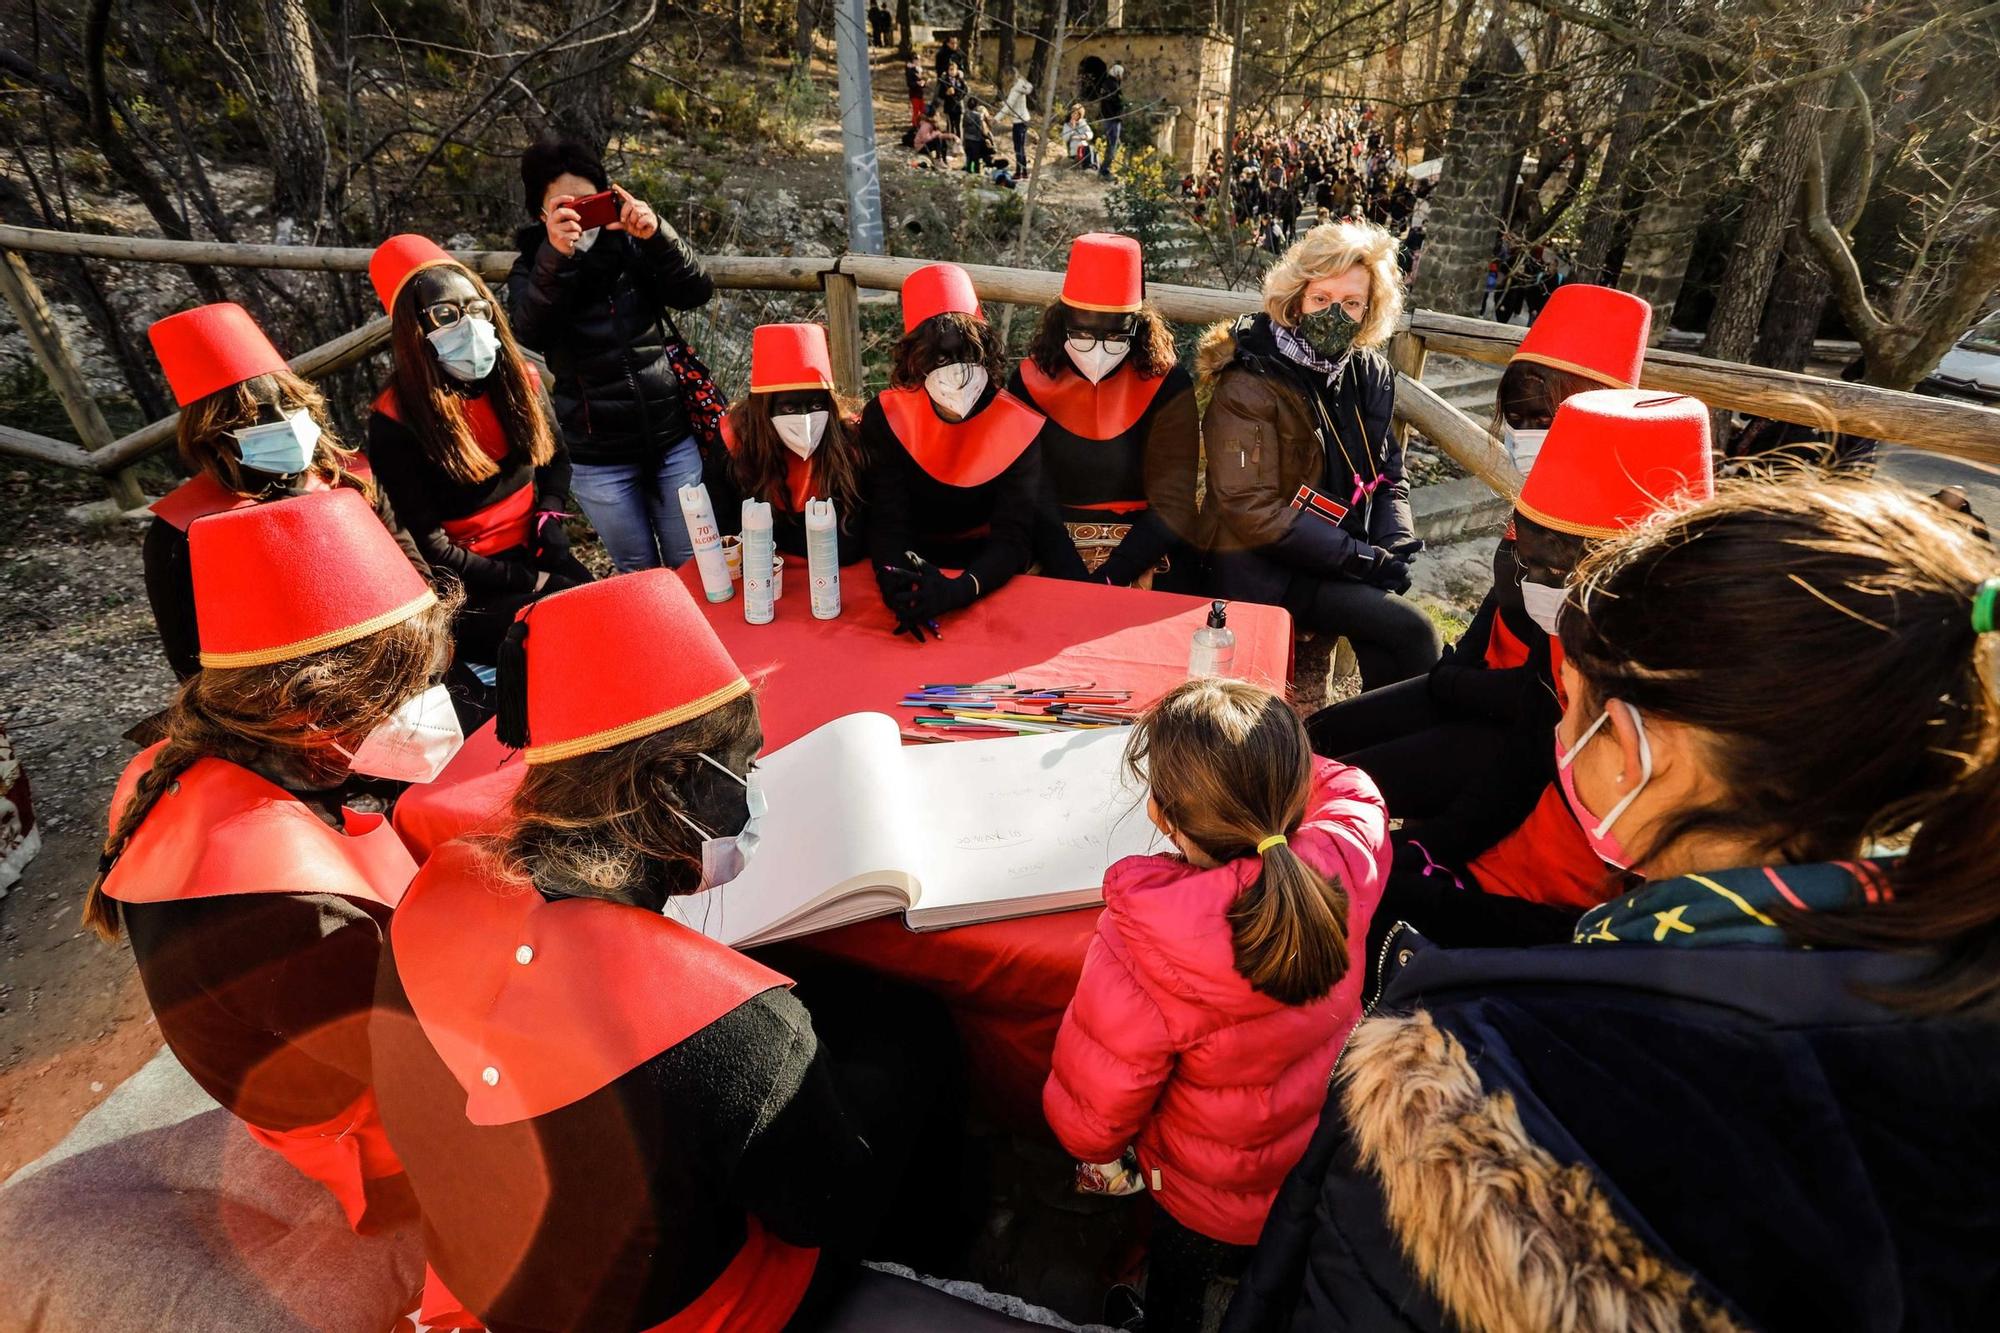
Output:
[1194, 316, 1407, 604]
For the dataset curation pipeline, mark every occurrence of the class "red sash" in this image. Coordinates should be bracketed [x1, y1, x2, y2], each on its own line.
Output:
[1468, 781, 1612, 910]
[241, 1086, 405, 1234]
[101, 746, 414, 910]
[375, 386, 533, 552]
[392, 840, 791, 1126]
[1484, 612, 1532, 671]
[878, 386, 1044, 488]
[1016, 359, 1167, 441]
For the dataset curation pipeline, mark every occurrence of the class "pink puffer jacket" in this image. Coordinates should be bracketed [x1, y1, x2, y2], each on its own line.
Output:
[1043, 757, 1389, 1244]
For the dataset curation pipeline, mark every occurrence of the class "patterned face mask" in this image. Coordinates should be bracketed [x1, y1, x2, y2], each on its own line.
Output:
[1296, 303, 1362, 361]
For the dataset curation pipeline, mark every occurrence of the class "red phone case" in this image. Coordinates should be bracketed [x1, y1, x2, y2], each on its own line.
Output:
[569, 190, 619, 230]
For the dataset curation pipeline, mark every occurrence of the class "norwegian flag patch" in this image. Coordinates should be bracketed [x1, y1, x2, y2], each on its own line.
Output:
[1291, 484, 1351, 526]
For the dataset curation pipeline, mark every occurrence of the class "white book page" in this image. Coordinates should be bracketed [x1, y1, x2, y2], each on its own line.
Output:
[664, 712, 918, 946]
[903, 728, 1161, 926]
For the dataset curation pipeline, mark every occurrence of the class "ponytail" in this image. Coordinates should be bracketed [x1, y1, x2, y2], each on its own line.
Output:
[1128, 678, 1353, 1007]
[1230, 836, 1350, 1005]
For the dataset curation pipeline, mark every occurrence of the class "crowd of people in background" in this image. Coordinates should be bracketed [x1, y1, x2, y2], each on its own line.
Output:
[898, 37, 1129, 190]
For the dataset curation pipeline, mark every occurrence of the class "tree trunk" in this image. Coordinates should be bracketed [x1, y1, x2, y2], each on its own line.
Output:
[897, 0, 913, 60]
[1573, 53, 1654, 282]
[728, 0, 747, 61]
[544, 0, 657, 153]
[995, 0, 1017, 96]
[960, 0, 985, 83]
[1027, 0, 1055, 98]
[1701, 92, 1826, 364]
[794, 0, 817, 66]
[260, 0, 329, 240]
[1751, 234, 1829, 373]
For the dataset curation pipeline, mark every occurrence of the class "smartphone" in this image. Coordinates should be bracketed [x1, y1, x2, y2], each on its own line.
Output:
[568, 189, 620, 230]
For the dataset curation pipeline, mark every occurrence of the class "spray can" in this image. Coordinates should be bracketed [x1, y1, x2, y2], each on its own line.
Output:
[804, 498, 841, 620]
[742, 499, 776, 625]
[1188, 600, 1236, 678]
[678, 483, 735, 603]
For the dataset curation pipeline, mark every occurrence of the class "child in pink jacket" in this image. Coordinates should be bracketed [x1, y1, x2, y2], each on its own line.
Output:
[1043, 678, 1389, 1333]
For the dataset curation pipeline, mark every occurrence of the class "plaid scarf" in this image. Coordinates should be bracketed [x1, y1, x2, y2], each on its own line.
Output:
[1573, 858, 1895, 947]
[1271, 320, 1353, 386]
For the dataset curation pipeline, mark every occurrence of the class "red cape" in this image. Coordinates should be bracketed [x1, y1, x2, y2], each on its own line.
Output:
[878, 386, 1044, 488]
[1016, 359, 1168, 441]
[393, 840, 790, 1126]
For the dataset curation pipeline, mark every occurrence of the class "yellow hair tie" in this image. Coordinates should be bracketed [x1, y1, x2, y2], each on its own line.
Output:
[1256, 833, 1288, 854]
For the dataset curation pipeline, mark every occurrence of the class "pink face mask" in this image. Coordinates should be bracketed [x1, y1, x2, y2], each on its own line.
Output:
[1554, 701, 1652, 870]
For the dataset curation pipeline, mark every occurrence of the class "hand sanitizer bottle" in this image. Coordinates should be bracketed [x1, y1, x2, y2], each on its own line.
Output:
[1188, 600, 1236, 678]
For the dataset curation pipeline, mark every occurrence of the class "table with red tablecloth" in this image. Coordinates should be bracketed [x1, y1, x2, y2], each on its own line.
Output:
[395, 568, 1292, 1127]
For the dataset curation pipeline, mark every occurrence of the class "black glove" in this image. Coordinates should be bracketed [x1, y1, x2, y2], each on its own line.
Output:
[532, 508, 572, 560]
[1371, 556, 1414, 595]
[1384, 536, 1425, 561]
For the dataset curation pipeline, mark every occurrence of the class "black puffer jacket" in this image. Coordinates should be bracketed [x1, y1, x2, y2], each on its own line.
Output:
[506, 224, 715, 467]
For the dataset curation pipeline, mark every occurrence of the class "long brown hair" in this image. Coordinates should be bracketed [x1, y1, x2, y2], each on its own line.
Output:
[1561, 475, 2000, 1012]
[387, 265, 555, 484]
[1127, 679, 1349, 1005]
[725, 394, 864, 518]
[178, 369, 373, 500]
[889, 312, 1008, 390]
[85, 595, 457, 939]
[502, 693, 760, 910]
[1026, 302, 1178, 380]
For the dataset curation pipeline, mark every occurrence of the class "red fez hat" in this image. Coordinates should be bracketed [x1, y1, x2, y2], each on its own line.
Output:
[495, 569, 750, 765]
[1516, 390, 1713, 541]
[1061, 233, 1144, 314]
[148, 304, 290, 408]
[1511, 284, 1653, 389]
[902, 263, 982, 333]
[188, 488, 436, 669]
[370, 233, 458, 313]
[750, 323, 835, 394]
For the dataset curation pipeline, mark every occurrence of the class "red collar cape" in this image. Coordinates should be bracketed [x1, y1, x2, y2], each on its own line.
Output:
[149, 473, 256, 532]
[100, 745, 414, 909]
[1016, 359, 1168, 441]
[878, 386, 1044, 488]
[392, 840, 791, 1126]
[720, 413, 815, 513]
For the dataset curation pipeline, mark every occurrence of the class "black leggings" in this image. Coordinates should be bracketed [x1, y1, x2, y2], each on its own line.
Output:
[1147, 1206, 1252, 1333]
[1288, 578, 1442, 692]
[1305, 677, 1507, 819]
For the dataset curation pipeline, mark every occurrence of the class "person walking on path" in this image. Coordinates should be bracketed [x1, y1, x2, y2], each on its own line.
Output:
[1098, 63, 1126, 178]
[1002, 77, 1036, 174]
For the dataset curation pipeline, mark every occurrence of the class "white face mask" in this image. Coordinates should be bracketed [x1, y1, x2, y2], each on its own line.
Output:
[924, 362, 989, 420]
[331, 685, 465, 785]
[1503, 424, 1550, 472]
[1519, 579, 1566, 636]
[573, 226, 602, 253]
[1065, 338, 1130, 384]
[772, 409, 828, 460]
[671, 752, 768, 892]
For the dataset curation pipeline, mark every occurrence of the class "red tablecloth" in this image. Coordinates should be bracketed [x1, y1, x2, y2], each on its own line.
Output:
[395, 568, 1293, 1127]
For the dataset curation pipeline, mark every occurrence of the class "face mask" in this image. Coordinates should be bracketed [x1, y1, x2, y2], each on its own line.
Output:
[1065, 337, 1130, 384]
[331, 685, 465, 785]
[426, 315, 500, 383]
[924, 362, 989, 419]
[1519, 579, 1566, 636]
[230, 408, 321, 477]
[772, 409, 828, 460]
[573, 226, 602, 253]
[1503, 424, 1550, 471]
[1296, 303, 1362, 360]
[671, 752, 768, 892]
[1555, 702, 1653, 870]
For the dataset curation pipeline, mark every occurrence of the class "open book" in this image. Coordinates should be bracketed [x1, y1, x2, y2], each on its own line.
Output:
[664, 712, 1163, 947]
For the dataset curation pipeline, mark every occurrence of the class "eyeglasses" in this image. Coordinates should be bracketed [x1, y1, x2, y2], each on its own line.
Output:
[1308, 296, 1369, 319]
[1064, 330, 1134, 352]
[422, 298, 494, 331]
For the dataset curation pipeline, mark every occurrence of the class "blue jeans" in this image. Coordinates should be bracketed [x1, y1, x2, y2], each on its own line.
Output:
[571, 435, 704, 572]
[1012, 122, 1028, 168]
[1099, 119, 1122, 175]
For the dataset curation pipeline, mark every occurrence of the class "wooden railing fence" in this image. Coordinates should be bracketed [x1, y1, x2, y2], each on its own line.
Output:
[1, 222, 1996, 511]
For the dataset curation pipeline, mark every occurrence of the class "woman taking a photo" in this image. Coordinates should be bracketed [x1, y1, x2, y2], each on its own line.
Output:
[371, 571, 964, 1330]
[1012, 233, 1199, 590]
[92, 488, 458, 1235]
[1227, 477, 2000, 1332]
[709, 322, 869, 565]
[141, 302, 424, 681]
[367, 233, 589, 666]
[861, 262, 1046, 640]
[1198, 221, 1437, 692]
[507, 137, 717, 573]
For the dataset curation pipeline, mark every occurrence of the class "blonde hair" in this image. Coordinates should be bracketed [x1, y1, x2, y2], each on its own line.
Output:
[1262, 220, 1404, 349]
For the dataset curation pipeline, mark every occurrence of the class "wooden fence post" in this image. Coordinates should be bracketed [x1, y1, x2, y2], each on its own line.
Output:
[823, 268, 865, 400]
[1385, 330, 1428, 447]
[0, 248, 143, 508]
